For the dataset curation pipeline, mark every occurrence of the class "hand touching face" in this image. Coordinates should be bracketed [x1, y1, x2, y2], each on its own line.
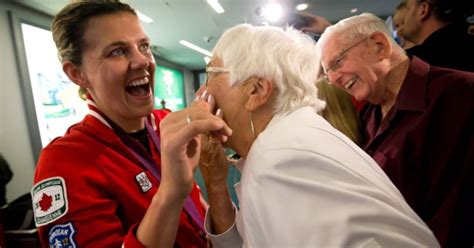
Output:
[158, 91, 232, 199]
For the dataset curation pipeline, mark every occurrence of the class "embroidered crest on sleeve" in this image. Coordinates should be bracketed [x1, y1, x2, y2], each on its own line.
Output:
[48, 222, 77, 248]
[135, 171, 153, 192]
[31, 177, 68, 226]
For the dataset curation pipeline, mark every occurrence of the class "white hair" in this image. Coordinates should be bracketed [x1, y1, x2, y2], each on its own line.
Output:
[212, 24, 325, 115]
[316, 13, 399, 55]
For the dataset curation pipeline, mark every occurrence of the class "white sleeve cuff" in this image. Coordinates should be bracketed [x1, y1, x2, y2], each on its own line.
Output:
[204, 203, 243, 248]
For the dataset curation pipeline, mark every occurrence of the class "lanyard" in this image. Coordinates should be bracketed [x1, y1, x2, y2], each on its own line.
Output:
[87, 101, 204, 232]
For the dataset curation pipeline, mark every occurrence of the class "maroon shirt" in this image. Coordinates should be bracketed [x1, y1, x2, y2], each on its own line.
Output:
[361, 57, 474, 247]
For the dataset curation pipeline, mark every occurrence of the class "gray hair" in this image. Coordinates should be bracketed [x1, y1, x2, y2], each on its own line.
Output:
[212, 24, 325, 115]
[317, 13, 398, 54]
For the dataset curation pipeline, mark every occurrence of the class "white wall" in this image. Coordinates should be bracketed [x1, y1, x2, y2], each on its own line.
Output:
[0, 2, 39, 202]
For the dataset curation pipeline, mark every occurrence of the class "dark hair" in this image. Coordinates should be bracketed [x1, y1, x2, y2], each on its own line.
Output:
[52, 0, 136, 65]
[396, 1, 408, 11]
[417, 0, 474, 23]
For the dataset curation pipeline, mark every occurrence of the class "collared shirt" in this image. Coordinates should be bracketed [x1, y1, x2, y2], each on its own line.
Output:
[406, 23, 474, 72]
[361, 56, 474, 246]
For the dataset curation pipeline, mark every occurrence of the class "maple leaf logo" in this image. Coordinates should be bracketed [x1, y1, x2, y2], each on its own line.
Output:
[39, 193, 53, 211]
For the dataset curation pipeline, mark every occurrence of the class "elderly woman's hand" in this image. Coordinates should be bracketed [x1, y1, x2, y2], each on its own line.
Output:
[158, 92, 232, 201]
[199, 121, 229, 192]
[192, 89, 230, 192]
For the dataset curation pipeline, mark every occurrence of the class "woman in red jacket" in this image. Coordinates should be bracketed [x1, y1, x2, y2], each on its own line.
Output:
[32, 1, 231, 247]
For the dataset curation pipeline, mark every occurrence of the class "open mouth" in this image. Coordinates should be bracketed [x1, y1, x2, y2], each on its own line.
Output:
[344, 77, 357, 90]
[125, 78, 151, 97]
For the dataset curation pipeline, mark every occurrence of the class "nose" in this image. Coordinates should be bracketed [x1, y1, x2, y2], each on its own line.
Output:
[130, 47, 152, 70]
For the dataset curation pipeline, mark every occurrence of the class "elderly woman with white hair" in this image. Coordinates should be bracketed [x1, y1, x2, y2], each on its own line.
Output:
[196, 24, 439, 247]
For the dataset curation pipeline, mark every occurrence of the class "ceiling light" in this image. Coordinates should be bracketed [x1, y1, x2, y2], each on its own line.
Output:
[350, 8, 358, 13]
[262, 3, 283, 22]
[207, 0, 225, 14]
[204, 56, 211, 64]
[296, 3, 308, 11]
[136, 11, 153, 24]
[179, 40, 213, 57]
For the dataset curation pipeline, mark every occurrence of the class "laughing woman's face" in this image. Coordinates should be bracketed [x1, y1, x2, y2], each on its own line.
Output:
[78, 12, 155, 131]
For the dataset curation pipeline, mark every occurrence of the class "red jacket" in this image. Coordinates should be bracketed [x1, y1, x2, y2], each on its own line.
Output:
[32, 110, 207, 247]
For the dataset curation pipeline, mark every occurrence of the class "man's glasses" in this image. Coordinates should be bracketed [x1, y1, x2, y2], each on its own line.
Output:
[322, 36, 369, 83]
[205, 67, 229, 86]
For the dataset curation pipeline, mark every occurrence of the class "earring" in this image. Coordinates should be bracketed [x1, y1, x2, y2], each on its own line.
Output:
[249, 111, 255, 139]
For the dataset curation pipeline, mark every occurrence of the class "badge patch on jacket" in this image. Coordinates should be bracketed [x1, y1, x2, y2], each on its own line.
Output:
[48, 222, 77, 248]
[135, 172, 152, 192]
[31, 177, 68, 226]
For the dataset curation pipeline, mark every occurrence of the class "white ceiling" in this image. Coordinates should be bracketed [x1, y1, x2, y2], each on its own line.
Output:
[10, 0, 400, 70]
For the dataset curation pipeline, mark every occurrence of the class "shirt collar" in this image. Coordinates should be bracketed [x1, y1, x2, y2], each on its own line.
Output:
[394, 56, 430, 112]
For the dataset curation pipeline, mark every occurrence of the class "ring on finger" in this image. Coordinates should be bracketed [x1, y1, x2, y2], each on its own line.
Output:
[186, 114, 192, 125]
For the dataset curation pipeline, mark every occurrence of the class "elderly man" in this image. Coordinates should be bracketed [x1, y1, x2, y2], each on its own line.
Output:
[402, 0, 474, 71]
[316, 13, 474, 247]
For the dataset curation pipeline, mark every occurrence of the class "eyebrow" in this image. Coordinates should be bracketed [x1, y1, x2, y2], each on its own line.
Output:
[104, 37, 151, 50]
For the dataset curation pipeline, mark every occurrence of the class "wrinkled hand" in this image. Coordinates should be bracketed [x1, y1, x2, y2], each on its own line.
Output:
[159, 93, 232, 200]
[299, 12, 332, 35]
[199, 128, 229, 191]
[192, 88, 230, 190]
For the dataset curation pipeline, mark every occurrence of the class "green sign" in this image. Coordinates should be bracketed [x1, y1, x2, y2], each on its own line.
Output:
[154, 65, 186, 111]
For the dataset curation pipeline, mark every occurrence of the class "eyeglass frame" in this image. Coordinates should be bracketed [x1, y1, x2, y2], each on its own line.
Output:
[205, 66, 229, 86]
[321, 36, 370, 83]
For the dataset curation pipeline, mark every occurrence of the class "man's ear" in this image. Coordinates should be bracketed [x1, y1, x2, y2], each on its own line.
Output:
[369, 32, 392, 60]
[63, 61, 90, 88]
[245, 78, 274, 111]
[417, 1, 432, 21]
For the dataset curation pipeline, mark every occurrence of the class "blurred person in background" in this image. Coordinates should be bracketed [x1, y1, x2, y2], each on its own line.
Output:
[316, 12, 474, 246]
[316, 79, 362, 145]
[393, 1, 417, 49]
[469, 24, 474, 34]
[403, 0, 474, 71]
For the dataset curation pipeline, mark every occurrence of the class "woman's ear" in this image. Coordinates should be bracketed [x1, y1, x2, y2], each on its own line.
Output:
[63, 61, 90, 88]
[370, 32, 392, 60]
[245, 78, 274, 111]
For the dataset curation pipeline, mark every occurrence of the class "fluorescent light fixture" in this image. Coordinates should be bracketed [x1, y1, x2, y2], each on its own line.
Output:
[262, 3, 283, 22]
[296, 3, 308, 11]
[137, 11, 153, 23]
[179, 40, 213, 57]
[204, 56, 211, 64]
[350, 8, 358, 13]
[207, 0, 225, 14]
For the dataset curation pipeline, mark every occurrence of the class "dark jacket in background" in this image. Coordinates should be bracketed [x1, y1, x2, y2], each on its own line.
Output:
[0, 154, 13, 207]
[406, 23, 474, 72]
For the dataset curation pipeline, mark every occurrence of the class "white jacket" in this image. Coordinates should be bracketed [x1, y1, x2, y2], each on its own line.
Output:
[206, 106, 439, 248]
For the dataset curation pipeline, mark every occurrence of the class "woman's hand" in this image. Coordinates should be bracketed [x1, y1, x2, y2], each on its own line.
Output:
[199, 120, 230, 192]
[158, 91, 232, 201]
[190, 88, 230, 191]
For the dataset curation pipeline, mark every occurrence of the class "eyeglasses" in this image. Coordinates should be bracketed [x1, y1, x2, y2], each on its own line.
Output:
[205, 66, 229, 86]
[322, 36, 369, 83]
